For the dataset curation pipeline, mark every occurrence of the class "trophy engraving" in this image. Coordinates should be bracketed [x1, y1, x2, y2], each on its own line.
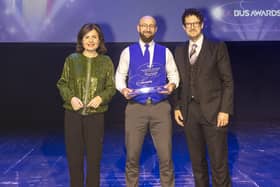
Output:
[128, 62, 167, 96]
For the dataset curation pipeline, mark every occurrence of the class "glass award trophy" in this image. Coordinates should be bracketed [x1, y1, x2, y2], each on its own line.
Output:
[128, 63, 167, 96]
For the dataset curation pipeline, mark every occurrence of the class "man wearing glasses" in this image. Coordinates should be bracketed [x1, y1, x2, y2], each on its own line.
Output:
[173, 8, 233, 187]
[115, 15, 179, 187]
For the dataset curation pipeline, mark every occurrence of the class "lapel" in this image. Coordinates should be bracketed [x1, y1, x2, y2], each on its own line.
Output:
[183, 41, 190, 69]
[179, 42, 189, 82]
[177, 41, 190, 85]
[195, 38, 207, 66]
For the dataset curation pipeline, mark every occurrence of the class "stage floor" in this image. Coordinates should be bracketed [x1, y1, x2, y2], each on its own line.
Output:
[0, 122, 279, 187]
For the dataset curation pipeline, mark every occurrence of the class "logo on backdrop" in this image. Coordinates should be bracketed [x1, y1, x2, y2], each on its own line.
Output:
[210, 0, 280, 40]
[1, 0, 279, 42]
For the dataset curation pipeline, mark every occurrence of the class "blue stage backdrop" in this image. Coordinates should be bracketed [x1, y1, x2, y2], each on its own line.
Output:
[0, 0, 279, 42]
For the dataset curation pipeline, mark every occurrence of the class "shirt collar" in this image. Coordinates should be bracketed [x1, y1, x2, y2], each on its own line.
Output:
[139, 39, 155, 48]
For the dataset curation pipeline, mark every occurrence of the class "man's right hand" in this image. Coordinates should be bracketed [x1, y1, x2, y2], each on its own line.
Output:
[70, 97, 84, 111]
[174, 110, 184, 127]
[121, 88, 135, 100]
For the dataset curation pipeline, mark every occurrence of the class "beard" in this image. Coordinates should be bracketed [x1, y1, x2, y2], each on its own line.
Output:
[139, 32, 155, 43]
[188, 31, 202, 42]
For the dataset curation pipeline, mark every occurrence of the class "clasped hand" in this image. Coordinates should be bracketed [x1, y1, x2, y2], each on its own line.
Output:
[71, 96, 102, 111]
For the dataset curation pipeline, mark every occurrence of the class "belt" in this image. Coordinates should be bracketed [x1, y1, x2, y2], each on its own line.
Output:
[128, 97, 165, 105]
[145, 97, 152, 104]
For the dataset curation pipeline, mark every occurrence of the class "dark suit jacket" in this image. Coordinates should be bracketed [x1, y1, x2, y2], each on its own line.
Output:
[173, 38, 234, 125]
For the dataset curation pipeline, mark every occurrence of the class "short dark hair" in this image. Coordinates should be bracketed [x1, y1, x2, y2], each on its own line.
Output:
[76, 23, 107, 54]
[181, 8, 204, 25]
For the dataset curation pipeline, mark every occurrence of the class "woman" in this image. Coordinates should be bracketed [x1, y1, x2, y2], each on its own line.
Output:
[57, 23, 115, 187]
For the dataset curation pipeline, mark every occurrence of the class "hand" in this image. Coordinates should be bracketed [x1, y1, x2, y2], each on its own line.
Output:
[217, 112, 229, 127]
[121, 88, 135, 100]
[159, 83, 176, 95]
[71, 97, 84, 111]
[174, 110, 184, 127]
[87, 96, 102, 109]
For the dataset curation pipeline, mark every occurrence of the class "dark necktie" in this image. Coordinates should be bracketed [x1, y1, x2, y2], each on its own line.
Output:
[144, 44, 150, 63]
[189, 44, 198, 65]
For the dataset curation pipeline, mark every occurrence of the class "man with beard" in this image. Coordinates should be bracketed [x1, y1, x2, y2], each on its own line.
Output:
[115, 15, 179, 187]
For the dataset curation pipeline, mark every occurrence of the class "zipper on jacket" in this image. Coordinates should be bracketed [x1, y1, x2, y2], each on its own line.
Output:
[81, 58, 92, 115]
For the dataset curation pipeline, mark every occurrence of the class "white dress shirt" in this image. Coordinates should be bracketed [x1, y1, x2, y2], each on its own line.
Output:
[115, 40, 179, 92]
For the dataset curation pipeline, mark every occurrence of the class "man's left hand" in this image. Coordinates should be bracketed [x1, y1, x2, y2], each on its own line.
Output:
[217, 112, 229, 127]
[159, 83, 176, 95]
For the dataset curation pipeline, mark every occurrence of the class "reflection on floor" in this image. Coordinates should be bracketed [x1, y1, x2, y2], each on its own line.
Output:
[0, 122, 279, 187]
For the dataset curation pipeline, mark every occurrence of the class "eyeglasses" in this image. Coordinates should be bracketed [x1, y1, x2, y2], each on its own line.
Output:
[185, 22, 201, 28]
[139, 24, 156, 29]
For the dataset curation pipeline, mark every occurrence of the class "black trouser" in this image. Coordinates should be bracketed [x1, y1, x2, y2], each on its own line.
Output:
[184, 101, 231, 187]
[64, 110, 104, 187]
